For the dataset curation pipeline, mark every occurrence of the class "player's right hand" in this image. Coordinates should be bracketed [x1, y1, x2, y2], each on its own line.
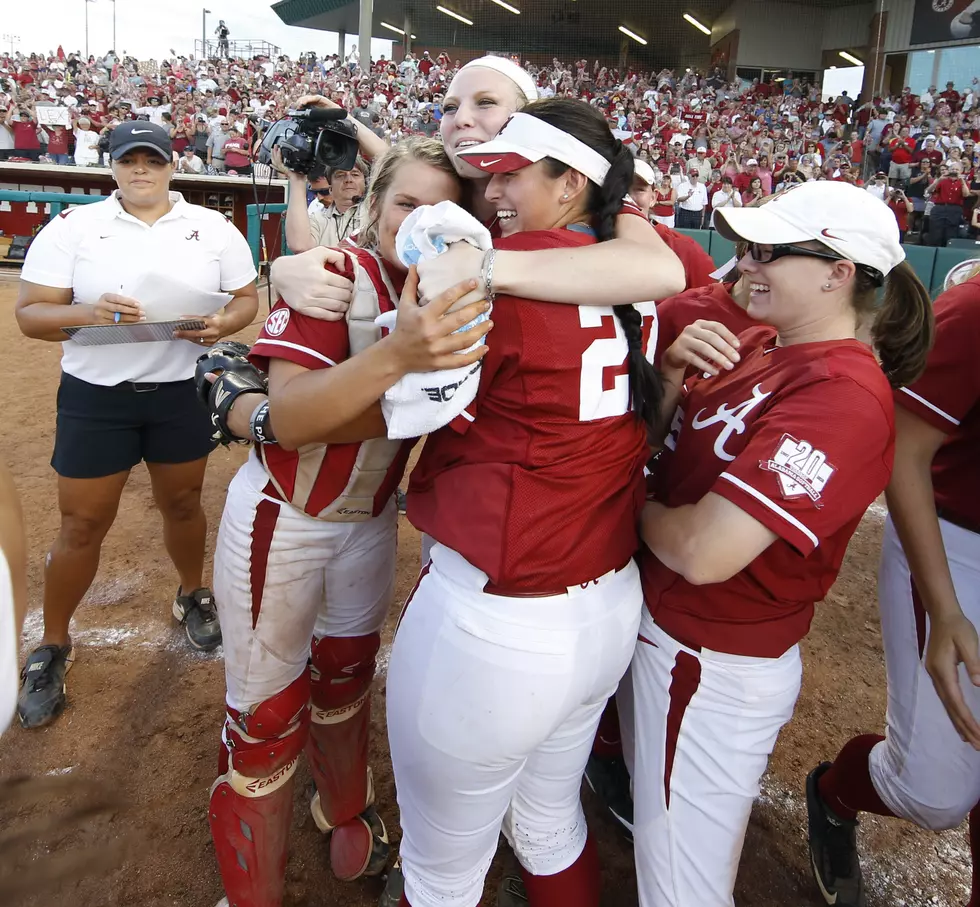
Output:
[662, 319, 741, 379]
[270, 247, 354, 321]
[90, 293, 144, 324]
[925, 610, 980, 750]
[391, 267, 492, 372]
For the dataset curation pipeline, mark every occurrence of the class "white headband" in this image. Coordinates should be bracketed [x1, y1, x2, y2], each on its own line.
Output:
[458, 112, 612, 187]
[459, 56, 538, 103]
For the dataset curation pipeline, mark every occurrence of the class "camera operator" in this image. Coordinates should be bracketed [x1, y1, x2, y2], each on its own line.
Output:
[277, 146, 367, 253]
[887, 185, 914, 243]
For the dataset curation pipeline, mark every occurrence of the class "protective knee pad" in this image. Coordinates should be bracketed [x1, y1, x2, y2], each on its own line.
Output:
[209, 671, 311, 907]
[307, 633, 380, 831]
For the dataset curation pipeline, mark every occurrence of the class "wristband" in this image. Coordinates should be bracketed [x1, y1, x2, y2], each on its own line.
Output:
[480, 248, 497, 302]
[249, 400, 276, 445]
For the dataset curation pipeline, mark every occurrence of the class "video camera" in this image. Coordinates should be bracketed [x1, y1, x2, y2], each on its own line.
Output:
[257, 107, 359, 179]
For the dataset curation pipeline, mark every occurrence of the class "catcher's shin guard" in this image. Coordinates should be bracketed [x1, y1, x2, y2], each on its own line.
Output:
[209, 671, 310, 907]
[307, 633, 389, 880]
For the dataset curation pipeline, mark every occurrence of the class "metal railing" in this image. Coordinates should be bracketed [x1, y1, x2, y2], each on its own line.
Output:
[0, 190, 107, 220]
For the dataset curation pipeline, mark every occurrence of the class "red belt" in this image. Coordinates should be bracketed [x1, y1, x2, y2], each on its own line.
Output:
[483, 561, 631, 599]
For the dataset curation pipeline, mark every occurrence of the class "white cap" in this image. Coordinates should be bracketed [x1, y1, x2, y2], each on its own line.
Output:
[458, 112, 611, 186]
[714, 181, 904, 283]
[633, 158, 656, 185]
[746, 158, 758, 166]
[459, 56, 538, 103]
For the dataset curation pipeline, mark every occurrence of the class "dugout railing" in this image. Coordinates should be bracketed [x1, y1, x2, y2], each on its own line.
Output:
[0, 192, 976, 298]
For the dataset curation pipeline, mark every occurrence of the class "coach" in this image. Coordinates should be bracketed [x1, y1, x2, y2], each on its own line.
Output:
[13, 121, 258, 730]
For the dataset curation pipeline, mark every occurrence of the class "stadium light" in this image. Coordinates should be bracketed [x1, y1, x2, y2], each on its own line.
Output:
[437, 5, 474, 25]
[683, 13, 712, 36]
[489, 0, 521, 13]
[838, 51, 863, 66]
[381, 22, 417, 37]
[618, 25, 648, 46]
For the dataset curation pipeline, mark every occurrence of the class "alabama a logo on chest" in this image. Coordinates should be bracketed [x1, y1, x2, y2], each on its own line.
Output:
[685, 383, 772, 462]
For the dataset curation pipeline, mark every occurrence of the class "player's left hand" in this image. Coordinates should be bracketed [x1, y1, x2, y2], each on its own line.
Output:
[925, 610, 980, 750]
[417, 242, 486, 311]
[173, 312, 231, 346]
[662, 319, 741, 379]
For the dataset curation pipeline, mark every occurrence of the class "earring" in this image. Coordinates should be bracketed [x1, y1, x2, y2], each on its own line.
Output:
[824, 282, 832, 289]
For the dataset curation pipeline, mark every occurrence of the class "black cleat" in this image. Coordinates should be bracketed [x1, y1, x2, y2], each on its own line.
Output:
[18, 644, 75, 729]
[806, 762, 866, 906]
[497, 871, 528, 907]
[378, 860, 404, 907]
[583, 753, 634, 842]
[172, 586, 221, 651]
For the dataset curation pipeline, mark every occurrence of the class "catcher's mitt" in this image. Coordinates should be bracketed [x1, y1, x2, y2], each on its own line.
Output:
[194, 341, 268, 445]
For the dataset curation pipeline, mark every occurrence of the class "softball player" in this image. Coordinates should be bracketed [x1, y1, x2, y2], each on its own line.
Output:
[805, 262, 980, 907]
[628, 181, 934, 907]
[380, 99, 663, 907]
[205, 139, 491, 907]
[586, 270, 758, 840]
[268, 55, 685, 324]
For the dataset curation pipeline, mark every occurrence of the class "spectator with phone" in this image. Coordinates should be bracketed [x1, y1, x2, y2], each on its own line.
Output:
[888, 187, 914, 242]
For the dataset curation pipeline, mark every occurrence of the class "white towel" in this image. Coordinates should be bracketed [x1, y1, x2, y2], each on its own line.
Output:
[376, 201, 493, 439]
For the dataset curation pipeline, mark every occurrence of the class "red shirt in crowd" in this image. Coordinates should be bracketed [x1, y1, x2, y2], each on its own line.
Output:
[888, 137, 915, 164]
[887, 196, 910, 232]
[45, 127, 69, 155]
[897, 274, 980, 530]
[933, 177, 968, 205]
[12, 119, 40, 150]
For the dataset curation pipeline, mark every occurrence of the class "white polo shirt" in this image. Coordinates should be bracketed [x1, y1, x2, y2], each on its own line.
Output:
[21, 191, 256, 386]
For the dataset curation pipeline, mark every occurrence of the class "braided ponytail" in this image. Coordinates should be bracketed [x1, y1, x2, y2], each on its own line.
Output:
[523, 98, 665, 429]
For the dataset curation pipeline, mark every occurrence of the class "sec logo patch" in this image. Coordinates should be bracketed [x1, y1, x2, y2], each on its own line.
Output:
[264, 308, 290, 337]
[760, 434, 835, 505]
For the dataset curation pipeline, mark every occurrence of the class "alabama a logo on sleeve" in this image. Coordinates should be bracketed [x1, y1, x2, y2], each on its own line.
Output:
[760, 433, 835, 505]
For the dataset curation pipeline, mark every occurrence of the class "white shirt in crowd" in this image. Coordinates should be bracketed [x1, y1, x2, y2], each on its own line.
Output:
[135, 103, 172, 126]
[20, 191, 257, 386]
[178, 154, 205, 175]
[677, 179, 708, 211]
[73, 128, 100, 166]
[710, 187, 742, 228]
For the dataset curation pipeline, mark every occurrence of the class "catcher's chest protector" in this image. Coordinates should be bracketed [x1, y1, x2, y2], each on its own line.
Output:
[261, 247, 406, 523]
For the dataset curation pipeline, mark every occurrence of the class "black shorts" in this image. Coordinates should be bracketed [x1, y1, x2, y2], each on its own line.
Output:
[52, 373, 216, 479]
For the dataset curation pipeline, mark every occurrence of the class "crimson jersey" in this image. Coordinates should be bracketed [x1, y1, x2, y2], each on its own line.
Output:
[409, 228, 649, 593]
[654, 223, 717, 290]
[641, 326, 895, 657]
[654, 281, 757, 368]
[249, 248, 413, 522]
[897, 275, 980, 528]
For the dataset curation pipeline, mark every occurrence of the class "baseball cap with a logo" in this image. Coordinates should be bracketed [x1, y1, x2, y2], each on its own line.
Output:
[714, 180, 904, 285]
[109, 121, 172, 160]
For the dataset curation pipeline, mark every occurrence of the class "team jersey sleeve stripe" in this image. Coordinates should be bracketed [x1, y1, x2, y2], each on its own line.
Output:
[718, 472, 820, 549]
[898, 387, 961, 427]
[250, 339, 337, 367]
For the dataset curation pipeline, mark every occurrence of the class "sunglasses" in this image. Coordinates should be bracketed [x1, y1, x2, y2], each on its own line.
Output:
[748, 243, 884, 286]
[314, 189, 332, 197]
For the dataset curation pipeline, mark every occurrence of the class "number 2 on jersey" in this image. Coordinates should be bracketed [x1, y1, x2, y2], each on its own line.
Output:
[578, 308, 630, 421]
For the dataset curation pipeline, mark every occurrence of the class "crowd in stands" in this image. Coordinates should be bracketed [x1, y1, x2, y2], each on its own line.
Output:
[4, 44, 980, 244]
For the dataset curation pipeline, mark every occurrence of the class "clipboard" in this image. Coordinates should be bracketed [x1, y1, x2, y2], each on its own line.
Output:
[62, 320, 207, 347]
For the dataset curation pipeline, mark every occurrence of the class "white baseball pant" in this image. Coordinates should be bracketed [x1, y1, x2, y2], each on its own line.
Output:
[213, 455, 397, 711]
[869, 515, 980, 829]
[386, 543, 643, 907]
[623, 609, 801, 907]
